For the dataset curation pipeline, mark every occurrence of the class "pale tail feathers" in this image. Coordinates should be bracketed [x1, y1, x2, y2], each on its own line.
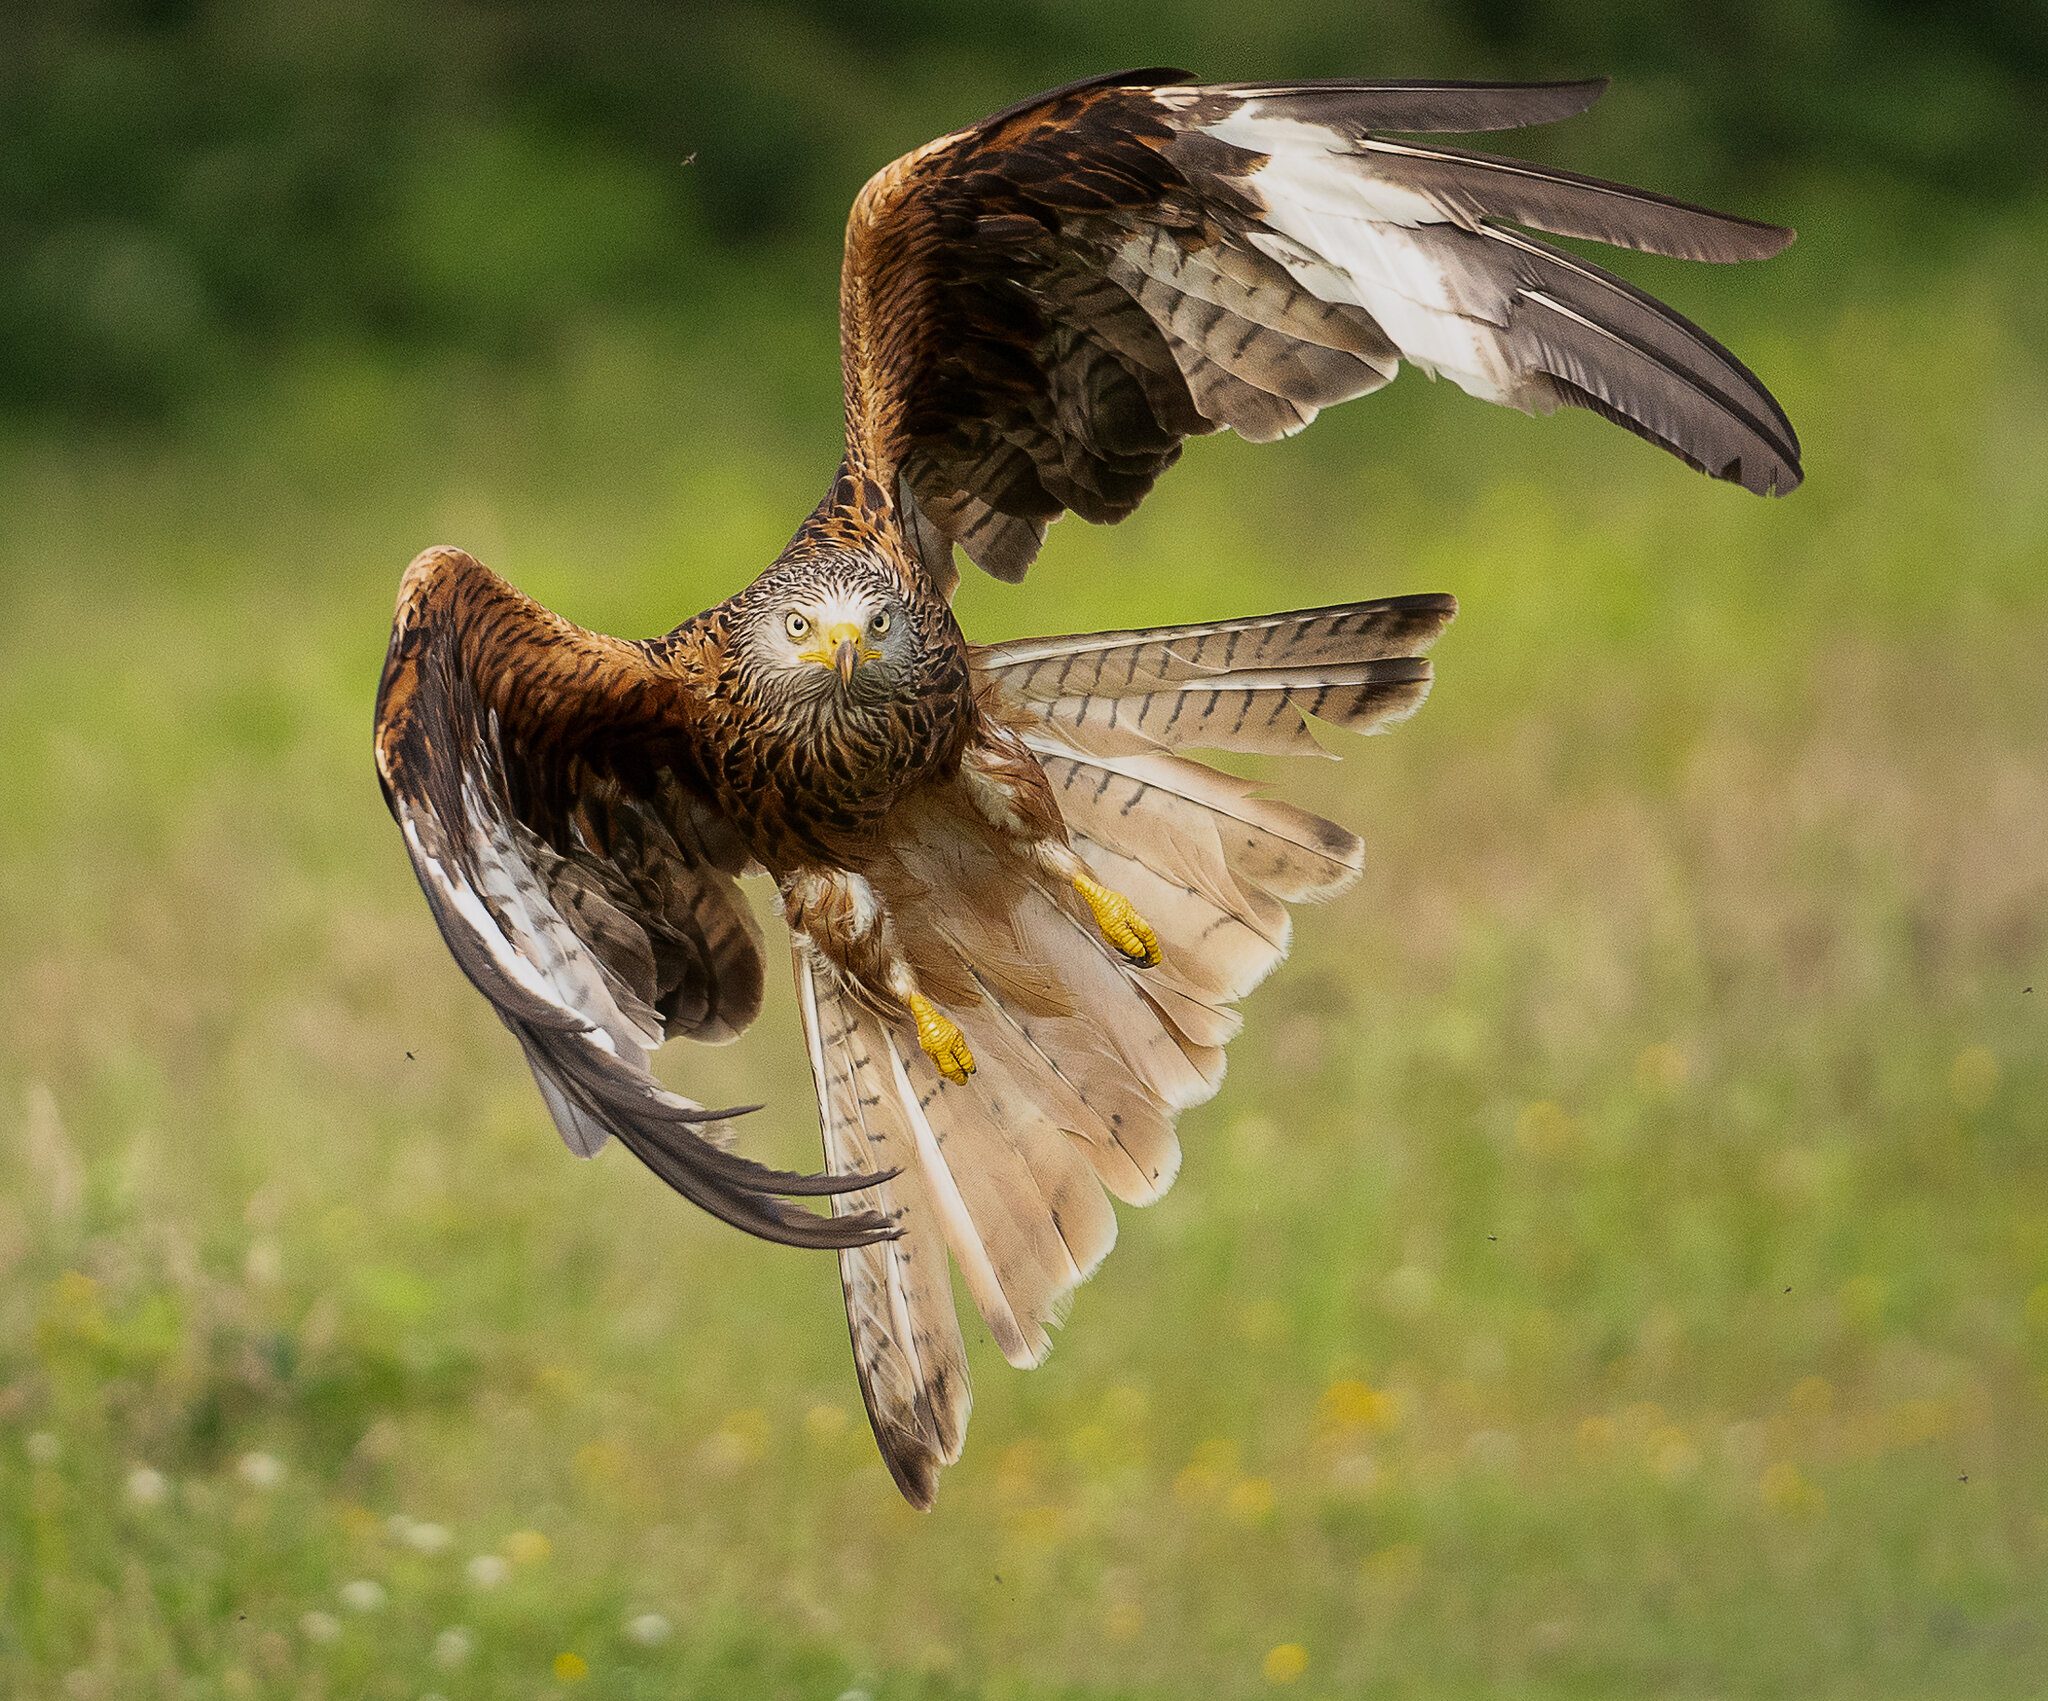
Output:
[803, 598, 1449, 1506]
[795, 952, 970, 1509]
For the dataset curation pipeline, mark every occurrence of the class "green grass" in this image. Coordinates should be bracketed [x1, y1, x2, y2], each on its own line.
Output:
[2, 229, 2046, 1699]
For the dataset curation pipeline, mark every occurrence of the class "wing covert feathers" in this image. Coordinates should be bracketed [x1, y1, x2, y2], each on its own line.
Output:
[837, 72, 1799, 588]
[375, 546, 895, 1252]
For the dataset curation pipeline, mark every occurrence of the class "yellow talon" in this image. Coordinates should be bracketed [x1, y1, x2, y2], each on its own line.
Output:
[1074, 872, 1162, 967]
[908, 993, 975, 1085]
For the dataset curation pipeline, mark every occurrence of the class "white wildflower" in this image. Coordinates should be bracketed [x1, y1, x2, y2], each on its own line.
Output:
[125, 1466, 170, 1508]
[339, 1579, 387, 1612]
[403, 1520, 452, 1555]
[432, 1627, 474, 1669]
[465, 1553, 509, 1589]
[236, 1452, 284, 1490]
[623, 1612, 672, 1647]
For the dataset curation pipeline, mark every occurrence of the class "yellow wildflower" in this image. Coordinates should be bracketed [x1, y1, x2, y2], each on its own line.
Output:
[1647, 1426, 1700, 1482]
[1760, 1461, 1824, 1516]
[1317, 1378, 1396, 1434]
[1227, 1476, 1276, 1521]
[1262, 1643, 1309, 1685]
[1173, 1436, 1239, 1505]
[505, 1528, 553, 1565]
[1068, 1421, 1116, 1468]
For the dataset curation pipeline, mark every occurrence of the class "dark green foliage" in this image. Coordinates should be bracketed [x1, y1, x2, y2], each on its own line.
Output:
[4, 0, 2043, 418]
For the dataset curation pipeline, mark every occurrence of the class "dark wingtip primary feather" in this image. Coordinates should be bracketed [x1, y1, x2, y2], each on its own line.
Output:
[1352, 136, 1799, 264]
[522, 1044, 903, 1247]
[625, 1107, 902, 1201]
[768, 1164, 905, 1198]
[612, 1116, 904, 1249]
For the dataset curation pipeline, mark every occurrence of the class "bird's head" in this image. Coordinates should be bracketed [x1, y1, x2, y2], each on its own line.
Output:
[733, 557, 922, 704]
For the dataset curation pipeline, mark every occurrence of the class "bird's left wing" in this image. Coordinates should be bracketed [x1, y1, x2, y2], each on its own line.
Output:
[374, 546, 895, 1251]
[837, 69, 1801, 587]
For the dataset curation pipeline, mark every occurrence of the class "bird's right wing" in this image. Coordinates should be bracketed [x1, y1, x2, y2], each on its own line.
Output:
[374, 546, 895, 1251]
[838, 69, 1802, 586]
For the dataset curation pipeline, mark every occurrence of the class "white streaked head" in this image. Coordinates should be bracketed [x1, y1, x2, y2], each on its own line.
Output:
[737, 556, 921, 698]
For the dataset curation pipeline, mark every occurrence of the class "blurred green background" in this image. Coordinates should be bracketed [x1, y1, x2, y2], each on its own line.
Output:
[3, 3, 2045, 1697]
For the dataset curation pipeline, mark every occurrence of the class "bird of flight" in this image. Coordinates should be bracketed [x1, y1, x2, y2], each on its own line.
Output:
[375, 69, 1799, 1506]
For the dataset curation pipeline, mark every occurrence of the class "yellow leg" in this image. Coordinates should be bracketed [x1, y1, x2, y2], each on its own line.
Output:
[908, 993, 975, 1085]
[1074, 872, 1163, 968]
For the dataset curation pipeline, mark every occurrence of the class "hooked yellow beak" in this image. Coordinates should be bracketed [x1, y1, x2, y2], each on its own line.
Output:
[803, 621, 878, 684]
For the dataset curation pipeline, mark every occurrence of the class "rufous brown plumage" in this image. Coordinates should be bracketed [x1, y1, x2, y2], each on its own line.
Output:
[374, 68, 1799, 1507]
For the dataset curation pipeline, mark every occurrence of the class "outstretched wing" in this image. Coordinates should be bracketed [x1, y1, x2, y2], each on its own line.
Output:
[839, 69, 1802, 584]
[374, 546, 894, 1251]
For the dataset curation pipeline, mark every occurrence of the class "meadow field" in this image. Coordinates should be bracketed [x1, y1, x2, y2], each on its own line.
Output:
[3, 38, 2047, 1698]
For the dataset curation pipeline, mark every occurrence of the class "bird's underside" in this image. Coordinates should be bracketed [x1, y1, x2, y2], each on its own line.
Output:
[373, 68, 1800, 1507]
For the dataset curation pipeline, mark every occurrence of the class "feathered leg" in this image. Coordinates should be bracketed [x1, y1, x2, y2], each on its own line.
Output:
[782, 867, 976, 1084]
[959, 725, 1163, 967]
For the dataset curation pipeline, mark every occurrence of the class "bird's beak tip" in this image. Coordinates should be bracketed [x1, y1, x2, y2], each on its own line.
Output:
[833, 638, 859, 683]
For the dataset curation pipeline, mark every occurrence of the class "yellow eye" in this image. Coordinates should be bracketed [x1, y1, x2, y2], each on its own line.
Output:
[870, 611, 891, 636]
[785, 611, 809, 640]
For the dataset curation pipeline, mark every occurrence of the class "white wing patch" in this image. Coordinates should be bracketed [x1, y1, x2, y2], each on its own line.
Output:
[1204, 104, 1526, 404]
